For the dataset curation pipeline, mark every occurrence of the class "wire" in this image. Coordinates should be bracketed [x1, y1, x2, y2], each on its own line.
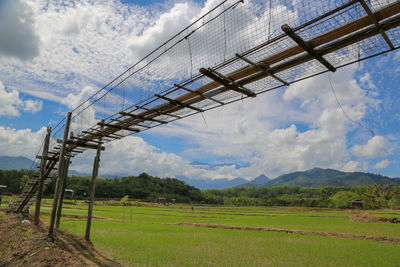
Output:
[268, 0, 272, 42]
[200, 112, 209, 128]
[187, 36, 193, 79]
[223, 3, 227, 61]
[328, 72, 375, 136]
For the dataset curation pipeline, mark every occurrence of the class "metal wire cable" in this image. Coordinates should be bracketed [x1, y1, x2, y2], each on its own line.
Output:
[328, 72, 375, 136]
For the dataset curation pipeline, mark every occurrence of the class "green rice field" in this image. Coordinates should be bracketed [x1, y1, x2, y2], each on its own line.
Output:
[21, 199, 400, 266]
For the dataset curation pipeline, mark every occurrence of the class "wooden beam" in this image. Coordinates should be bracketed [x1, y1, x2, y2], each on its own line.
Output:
[155, 94, 204, 112]
[281, 24, 336, 72]
[199, 68, 256, 97]
[359, 0, 395, 49]
[119, 112, 168, 124]
[235, 53, 289, 85]
[70, 136, 103, 144]
[97, 122, 141, 133]
[174, 83, 224, 105]
[237, 12, 400, 87]
[56, 139, 105, 151]
[135, 105, 182, 119]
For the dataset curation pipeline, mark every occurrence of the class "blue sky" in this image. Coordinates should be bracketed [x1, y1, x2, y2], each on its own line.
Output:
[0, 0, 399, 180]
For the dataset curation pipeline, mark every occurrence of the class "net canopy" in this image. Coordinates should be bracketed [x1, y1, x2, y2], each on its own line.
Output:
[38, 0, 400, 161]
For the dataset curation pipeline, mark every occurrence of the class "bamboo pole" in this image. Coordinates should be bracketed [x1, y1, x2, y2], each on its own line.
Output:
[55, 156, 71, 229]
[34, 127, 52, 226]
[49, 112, 71, 239]
[85, 120, 104, 241]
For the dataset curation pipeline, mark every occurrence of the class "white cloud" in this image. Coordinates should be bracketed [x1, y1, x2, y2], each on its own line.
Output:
[342, 161, 360, 172]
[0, 82, 21, 116]
[0, 126, 47, 158]
[374, 159, 389, 169]
[23, 100, 43, 114]
[0, 80, 43, 116]
[351, 135, 389, 158]
[0, 0, 40, 60]
[128, 2, 201, 59]
[62, 86, 97, 110]
[70, 135, 247, 180]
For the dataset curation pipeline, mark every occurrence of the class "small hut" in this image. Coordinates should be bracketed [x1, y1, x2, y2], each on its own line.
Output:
[350, 200, 364, 209]
[158, 197, 167, 204]
[64, 189, 74, 200]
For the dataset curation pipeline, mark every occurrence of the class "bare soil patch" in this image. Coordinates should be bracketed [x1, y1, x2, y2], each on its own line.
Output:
[349, 210, 400, 224]
[0, 212, 119, 267]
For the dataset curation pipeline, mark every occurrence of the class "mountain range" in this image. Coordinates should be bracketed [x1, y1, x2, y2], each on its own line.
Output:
[241, 168, 400, 188]
[1, 156, 399, 189]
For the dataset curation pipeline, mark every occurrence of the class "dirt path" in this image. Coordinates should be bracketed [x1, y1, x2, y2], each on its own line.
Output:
[0, 212, 119, 266]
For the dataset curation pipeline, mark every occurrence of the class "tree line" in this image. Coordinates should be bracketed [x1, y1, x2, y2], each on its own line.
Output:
[203, 184, 400, 209]
[0, 170, 399, 208]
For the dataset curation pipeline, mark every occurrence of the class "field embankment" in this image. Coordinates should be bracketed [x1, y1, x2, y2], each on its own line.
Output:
[0, 210, 118, 267]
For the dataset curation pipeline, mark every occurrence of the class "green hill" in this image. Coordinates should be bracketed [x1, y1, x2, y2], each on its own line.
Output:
[0, 156, 34, 170]
[243, 168, 400, 188]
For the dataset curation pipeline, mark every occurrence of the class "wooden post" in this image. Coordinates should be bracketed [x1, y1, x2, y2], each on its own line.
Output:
[85, 120, 103, 241]
[49, 112, 71, 239]
[34, 127, 52, 226]
[55, 156, 70, 229]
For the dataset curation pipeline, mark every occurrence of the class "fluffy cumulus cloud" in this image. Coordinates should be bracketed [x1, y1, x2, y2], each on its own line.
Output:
[351, 135, 389, 158]
[128, 2, 201, 59]
[342, 161, 361, 172]
[374, 159, 389, 169]
[0, 126, 47, 158]
[0, 80, 42, 116]
[70, 136, 244, 180]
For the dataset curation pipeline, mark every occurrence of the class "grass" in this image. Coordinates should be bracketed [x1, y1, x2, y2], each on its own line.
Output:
[34, 201, 400, 266]
[57, 220, 400, 266]
[39, 203, 400, 239]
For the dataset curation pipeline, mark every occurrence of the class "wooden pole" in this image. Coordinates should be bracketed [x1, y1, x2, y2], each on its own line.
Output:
[55, 156, 70, 229]
[34, 126, 52, 226]
[85, 120, 103, 241]
[49, 112, 71, 239]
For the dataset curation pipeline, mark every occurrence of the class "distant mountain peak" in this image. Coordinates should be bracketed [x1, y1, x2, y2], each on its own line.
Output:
[0, 156, 35, 170]
[249, 174, 271, 185]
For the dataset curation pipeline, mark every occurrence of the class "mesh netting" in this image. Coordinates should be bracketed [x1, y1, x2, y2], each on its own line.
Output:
[41, 0, 400, 158]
